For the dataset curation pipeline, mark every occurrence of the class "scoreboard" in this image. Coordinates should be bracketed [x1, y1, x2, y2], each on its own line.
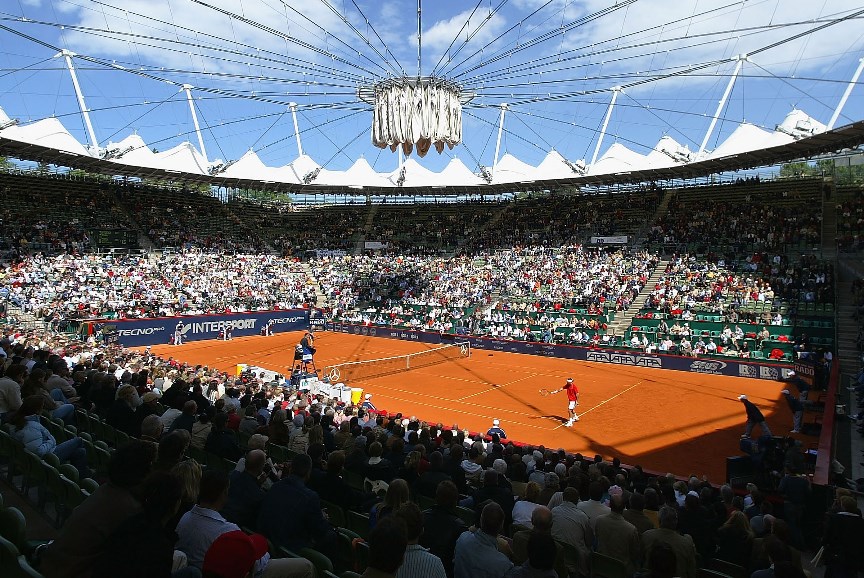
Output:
[92, 229, 138, 248]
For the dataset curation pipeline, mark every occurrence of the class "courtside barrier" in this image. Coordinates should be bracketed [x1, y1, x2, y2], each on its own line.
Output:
[95, 309, 310, 347]
[326, 322, 793, 380]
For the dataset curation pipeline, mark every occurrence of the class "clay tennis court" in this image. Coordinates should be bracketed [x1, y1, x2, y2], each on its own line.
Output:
[148, 330, 792, 481]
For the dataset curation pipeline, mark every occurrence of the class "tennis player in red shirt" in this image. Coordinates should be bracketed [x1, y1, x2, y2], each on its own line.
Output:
[555, 377, 579, 426]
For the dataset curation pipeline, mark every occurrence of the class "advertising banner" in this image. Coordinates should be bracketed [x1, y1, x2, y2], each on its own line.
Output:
[326, 322, 791, 380]
[792, 359, 816, 386]
[590, 235, 628, 245]
[100, 309, 309, 347]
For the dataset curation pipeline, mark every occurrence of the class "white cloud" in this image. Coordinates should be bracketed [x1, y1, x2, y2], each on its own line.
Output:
[420, 8, 509, 57]
[55, 0, 380, 81]
[547, 0, 863, 83]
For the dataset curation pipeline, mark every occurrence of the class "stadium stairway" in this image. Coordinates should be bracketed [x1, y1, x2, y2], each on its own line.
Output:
[356, 203, 380, 254]
[111, 196, 156, 252]
[300, 262, 327, 308]
[837, 257, 864, 374]
[836, 258, 863, 490]
[606, 258, 668, 338]
[633, 188, 675, 244]
[821, 191, 838, 258]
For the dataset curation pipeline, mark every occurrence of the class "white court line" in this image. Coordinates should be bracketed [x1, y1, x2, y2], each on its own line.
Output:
[376, 390, 558, 433]
[553, 380, 644, 430]
[456, 373, 540, 401]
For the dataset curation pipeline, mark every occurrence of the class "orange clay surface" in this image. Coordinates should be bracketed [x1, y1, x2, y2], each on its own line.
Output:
[148, 330, 797, 481]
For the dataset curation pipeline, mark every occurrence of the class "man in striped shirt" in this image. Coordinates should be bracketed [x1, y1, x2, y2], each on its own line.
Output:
[395, 502, 447, 578]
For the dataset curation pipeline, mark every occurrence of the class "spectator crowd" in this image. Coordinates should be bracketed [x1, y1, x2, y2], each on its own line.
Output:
[1, 323, 850, 578]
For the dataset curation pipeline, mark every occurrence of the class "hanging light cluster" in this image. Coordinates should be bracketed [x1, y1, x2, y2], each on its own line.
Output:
[358, 77, 472, 157]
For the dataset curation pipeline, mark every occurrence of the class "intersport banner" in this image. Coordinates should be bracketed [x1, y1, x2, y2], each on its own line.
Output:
[326, 322, 792, 381]
[98, 309, 309, 347]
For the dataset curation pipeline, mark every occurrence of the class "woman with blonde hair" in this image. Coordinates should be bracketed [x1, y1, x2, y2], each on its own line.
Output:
[169, 458, 201, 530]
[369, 478, 410, 529]
[716, 510, 754, 567]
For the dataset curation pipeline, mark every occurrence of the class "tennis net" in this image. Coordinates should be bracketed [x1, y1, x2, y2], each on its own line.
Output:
[324, 341, 470, 383]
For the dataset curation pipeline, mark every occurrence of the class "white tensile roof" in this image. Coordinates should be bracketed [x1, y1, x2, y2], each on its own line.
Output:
[220, 149, 289, 183]
[706, 123, 794, 160]
[536, 150, 584, 179]
[318, 157, 389, 188]
[776, 109, 827, 139]
[385, 158, 439, 187]
[438, 158, 484, 186]
[106, 134, 158, 168]
[588, 143, 647, 175]
[284, 154, 321, 184]
[645, 136, 692, 168]
[2, 116, 91, 156]
[0, 103, 840, 187]
[492, 153, 538, 184]
[152, 142, 210, 175]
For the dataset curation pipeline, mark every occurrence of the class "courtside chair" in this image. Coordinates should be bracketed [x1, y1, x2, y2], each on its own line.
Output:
[345, 510, 370, 540]
[352, 540, 369, 574]
[0, 506, 51, 561]
[455, 505, 475, 527]
[114, 430, 131, 447]
[0, 430, 19, 483]
[266, 443, 289, 464]
[79, 477, 99, 495]
[708, 558, 748, 578]
[57, 463, 79, 484]
[298, 548, 333, 578]
[591, 551, 629, 578]
[187, 445, 208, 466]
[41, 453, 60, 469]
[700, 570, 734, 578]
[417, 494, 435, 511]
[20, 451, 46, 498]
[320, 500, 347, 529]
[0, 534, 23, 577]
[279, 545, 334, 578]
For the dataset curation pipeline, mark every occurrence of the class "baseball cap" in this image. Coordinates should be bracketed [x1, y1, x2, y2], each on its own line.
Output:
[492, 419, 500, 426]
[737, 394, 747, 401]
[202, 530, 268, 578]
[780, 389, 790, 395]
[142, 392, 161, 403]
[566, 378, 573, 383]
[364, 393, 372, 400]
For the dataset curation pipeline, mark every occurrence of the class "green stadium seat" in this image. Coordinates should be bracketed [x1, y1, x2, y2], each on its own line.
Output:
[592, 551, 629, 578]
[346, 510, 370, 540]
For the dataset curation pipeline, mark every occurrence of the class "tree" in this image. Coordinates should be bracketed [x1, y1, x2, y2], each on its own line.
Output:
[779, 161, 814, 178]
[815, 159, 835, 176]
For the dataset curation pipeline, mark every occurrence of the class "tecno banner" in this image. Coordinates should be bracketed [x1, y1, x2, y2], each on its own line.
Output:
[99, 309, 309, 347]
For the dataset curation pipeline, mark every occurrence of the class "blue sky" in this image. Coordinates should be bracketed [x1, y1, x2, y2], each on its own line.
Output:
[1, 0, 863, 173]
